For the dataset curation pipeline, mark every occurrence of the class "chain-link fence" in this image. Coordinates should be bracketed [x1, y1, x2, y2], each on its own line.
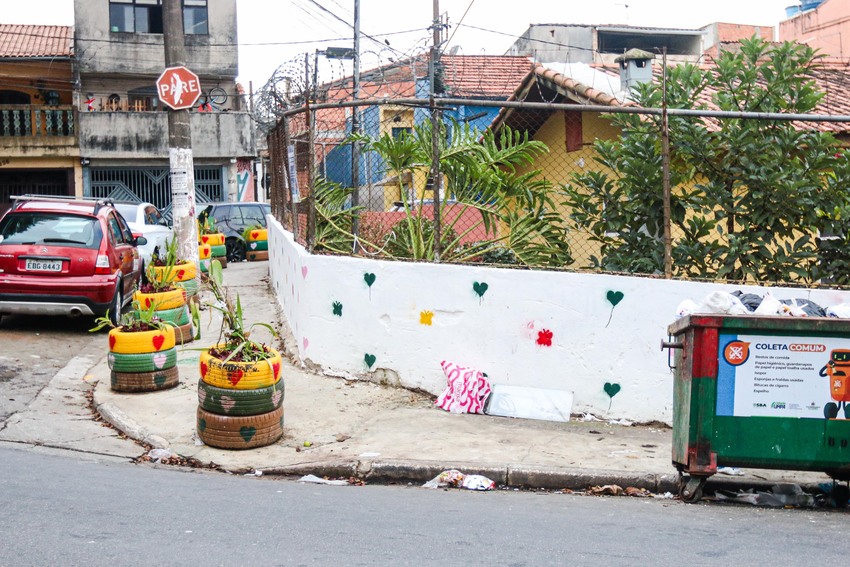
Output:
[268, 97, 850, 287]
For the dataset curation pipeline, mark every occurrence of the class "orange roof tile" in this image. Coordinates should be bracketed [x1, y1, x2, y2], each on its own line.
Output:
[439, 55, 533, 99]
[0, 24, 73, 58]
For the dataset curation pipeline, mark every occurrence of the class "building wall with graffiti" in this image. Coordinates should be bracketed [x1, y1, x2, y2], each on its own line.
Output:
[267, 218, 850, 424]
[236, 158, 254, 201]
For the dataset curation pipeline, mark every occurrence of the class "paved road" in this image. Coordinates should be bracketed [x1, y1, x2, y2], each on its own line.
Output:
[0, 313, 101, 423]
[1, 444, 849, 567]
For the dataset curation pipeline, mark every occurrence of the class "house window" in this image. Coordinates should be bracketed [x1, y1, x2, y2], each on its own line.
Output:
[109, 0, 207, 35]
[391, 127, 412, 139]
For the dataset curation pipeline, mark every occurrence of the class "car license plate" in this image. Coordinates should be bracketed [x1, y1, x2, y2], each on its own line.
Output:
[25, 259, 62, 272]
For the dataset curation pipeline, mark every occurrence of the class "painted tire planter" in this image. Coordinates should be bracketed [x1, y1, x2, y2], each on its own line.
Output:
[211, 244, 227, 257]
[199, 243, 212, 260]
[196, 406, 284, 450]
[108, 347, 177, 373]
[134, 288, 187, 311]
[174, 321, 194, 345]
[247, 239, 269, 252]
[247, 250, 269, 262]
[108, 326, 176, 355]
[150, 261, 197, 284]
[245, 228, 268, 242]
[199, 233, 225, 247]
[155, 305, 190, 326]
[111, 366, 179, 393]
[199, 347, 282, 390]
[175, 277, 199, 298]
[198, 377, 284, 416]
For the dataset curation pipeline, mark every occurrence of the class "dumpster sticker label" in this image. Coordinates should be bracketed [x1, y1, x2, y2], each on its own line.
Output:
[717, 333, 846, 419]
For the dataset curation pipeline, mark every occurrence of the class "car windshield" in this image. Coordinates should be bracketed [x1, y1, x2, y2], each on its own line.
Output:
[114, 204, 138, 223]
[0, 213, 102, 249]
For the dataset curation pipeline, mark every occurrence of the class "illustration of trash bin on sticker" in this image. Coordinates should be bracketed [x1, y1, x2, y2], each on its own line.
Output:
[820, 349, 850, 419]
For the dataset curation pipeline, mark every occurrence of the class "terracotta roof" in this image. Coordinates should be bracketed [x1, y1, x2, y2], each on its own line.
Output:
[439, 55, 533, 99]
[0, 25, 73, 58]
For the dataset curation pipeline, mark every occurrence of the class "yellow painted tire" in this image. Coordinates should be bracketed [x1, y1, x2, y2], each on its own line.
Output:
[245, 228, 268, 242]
[108, 326, 176, 354]
[199, 346, 282, 390]
[134, 288, 186, 311]
[247, 250, 269, 262]
[199, 243, 212, 259]
[196, 406, 283, 450]
[150, 261, 197, 284]
[199, 233, 225, 246]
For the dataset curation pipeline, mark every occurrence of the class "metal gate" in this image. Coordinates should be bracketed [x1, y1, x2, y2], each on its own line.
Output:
[88, 166, 225, 221]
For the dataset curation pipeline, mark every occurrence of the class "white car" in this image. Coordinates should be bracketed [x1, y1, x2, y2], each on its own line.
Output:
[114, 202, 173, 267]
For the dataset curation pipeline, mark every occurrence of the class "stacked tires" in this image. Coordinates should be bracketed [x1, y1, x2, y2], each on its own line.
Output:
[107, 325, 179, 392]
[245, 228, 269, 262]
[198, 242, 213, 274]
[196, 346, 285, 449]
[149, 262, 198, 342]
[134, 287, 193, 345]
[200, 232, 228, 268]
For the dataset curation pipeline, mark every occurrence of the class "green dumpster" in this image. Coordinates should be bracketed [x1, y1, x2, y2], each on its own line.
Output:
[665, 314, 850, 501]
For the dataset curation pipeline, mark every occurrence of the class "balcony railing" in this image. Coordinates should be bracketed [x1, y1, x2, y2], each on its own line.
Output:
[0, 105, 76, 137]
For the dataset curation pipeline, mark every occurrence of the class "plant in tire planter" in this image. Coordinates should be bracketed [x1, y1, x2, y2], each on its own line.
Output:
[243, 225, 269, 262]
[90, 301, 180, 392]
[195, 260, 283, 449]
[198, 216, 228, 268]
[137, 241, 193, 345]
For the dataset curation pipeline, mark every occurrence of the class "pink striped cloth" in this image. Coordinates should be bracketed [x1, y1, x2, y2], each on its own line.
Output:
[435, 360, 492, 414]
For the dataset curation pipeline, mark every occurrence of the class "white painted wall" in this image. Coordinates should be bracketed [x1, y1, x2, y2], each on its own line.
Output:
[268, 218, 850, 424]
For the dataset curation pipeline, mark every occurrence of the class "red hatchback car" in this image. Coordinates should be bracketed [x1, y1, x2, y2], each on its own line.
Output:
[0, 196, 147, 326]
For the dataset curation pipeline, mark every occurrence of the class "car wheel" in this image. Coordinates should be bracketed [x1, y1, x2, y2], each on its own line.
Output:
[226, 238, 246, 263]
[109, 280, 123, 327]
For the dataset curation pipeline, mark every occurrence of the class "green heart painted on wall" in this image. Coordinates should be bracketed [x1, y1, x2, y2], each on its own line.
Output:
[605, 290, 625, 327]
[604, 382, 621, 411]
[332, 301, 343, 317]
[364, 353, 376, 369]
[473, 281, 488, 304]
[364, 273, 376, 299]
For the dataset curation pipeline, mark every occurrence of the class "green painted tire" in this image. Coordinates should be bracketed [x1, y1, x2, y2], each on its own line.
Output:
[155, 305, 190, 325]
[110, 366, 179, 392]
[108, 347, 177, 373]
[196, 406, 284, 450]
[175, 278, 199, 297]
[247, 239, 268, 252]
[211, 244, 227, 257]
[198, 377, 284, 416]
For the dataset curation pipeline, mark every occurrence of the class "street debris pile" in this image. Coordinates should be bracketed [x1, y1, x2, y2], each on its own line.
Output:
[423, 469, 496, 491]
[298, 474, 364, 486]
[676, 290, 850, 319]
[710, 481, 850, 508]
[434, 360, 574, 423]
[134, 447, 223, 470]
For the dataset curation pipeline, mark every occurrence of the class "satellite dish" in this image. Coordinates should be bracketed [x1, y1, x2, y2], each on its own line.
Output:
[449, 45, 460, 55]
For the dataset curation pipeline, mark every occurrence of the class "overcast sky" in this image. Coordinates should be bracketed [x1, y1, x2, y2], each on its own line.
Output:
[4, 0, 794, 89]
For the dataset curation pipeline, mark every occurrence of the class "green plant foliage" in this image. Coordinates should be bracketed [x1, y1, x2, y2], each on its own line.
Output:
[202, 259, 279, 363]
[90, 299, 171, 333]
[346, 119, 572, 267]
[562, 37, 850, 283]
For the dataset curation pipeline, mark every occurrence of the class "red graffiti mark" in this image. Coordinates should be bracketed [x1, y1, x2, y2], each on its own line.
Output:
[537, 329, 553, 347]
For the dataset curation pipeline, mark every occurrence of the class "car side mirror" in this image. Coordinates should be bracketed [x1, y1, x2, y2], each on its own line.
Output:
[134, 236, 148, 246]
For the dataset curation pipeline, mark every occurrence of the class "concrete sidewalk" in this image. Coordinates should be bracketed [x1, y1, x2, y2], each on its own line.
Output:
[93, 261, 832, 494]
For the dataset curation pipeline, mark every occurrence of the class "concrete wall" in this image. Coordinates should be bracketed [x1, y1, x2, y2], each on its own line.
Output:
[267, 218, 850, 424]
[78, 111, 255, 159]
[780, 0, 850, 59]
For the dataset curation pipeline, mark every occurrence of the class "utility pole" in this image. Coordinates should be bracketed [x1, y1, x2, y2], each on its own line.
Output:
[350, 0, 362, 245]
[163, 0, 199, 269]
[429, 0, 442, 262]
[661, 47, 672, 279]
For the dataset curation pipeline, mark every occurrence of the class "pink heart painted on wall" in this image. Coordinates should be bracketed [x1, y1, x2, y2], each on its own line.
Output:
[301, 266, 308, 279]
[302, 337, 309, 350]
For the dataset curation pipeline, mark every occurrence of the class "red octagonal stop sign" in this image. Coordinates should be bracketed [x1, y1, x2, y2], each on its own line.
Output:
[156, 66, 202, 110]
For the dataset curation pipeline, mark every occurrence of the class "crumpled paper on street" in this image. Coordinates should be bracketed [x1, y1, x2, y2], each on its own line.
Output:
[423, 469, 495, 491]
